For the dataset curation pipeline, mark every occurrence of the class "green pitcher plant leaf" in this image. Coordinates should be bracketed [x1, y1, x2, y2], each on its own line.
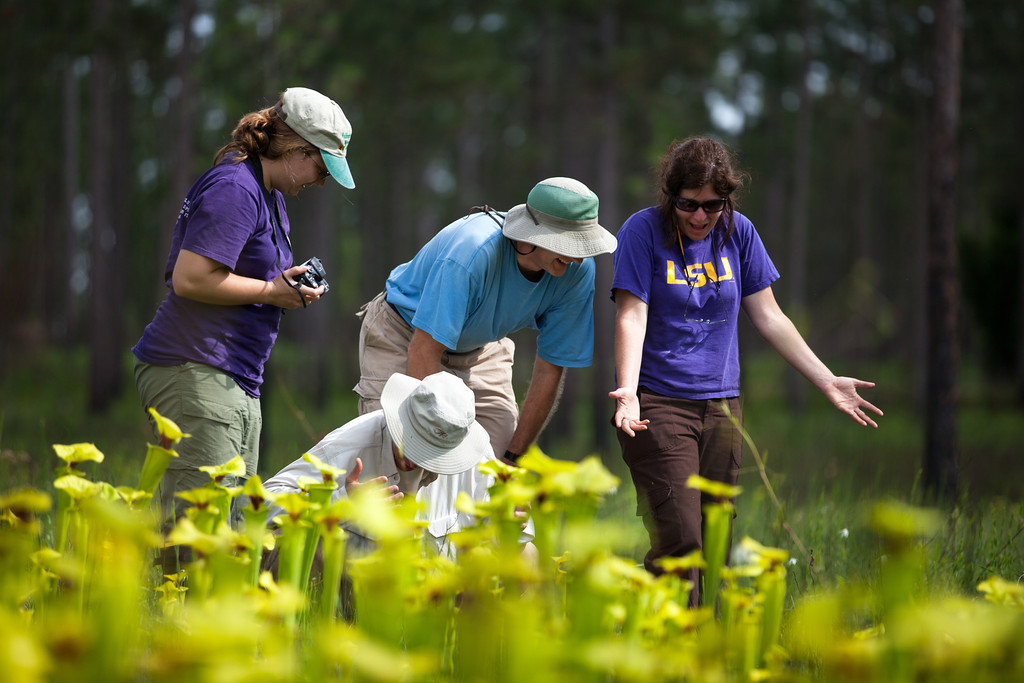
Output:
[656, 549, 706, 575]
[0, 488, 52, 520]
[685, 474, 742, 501]
[516, 444, 577, 475]
[53, 474, 104, 502]
[478, 457, 522, 483]
[869, 500, 943, 550]
[112, 486, 153, 509]
[272, 492, 319, 523]
[977, 575, 1024, 607]
[166, 516, 235, 558]
[176, 487, 227, 508]
[137, 443, 179, 495]
[736, 536, 791, 570]
[301, 451, 347, 483]
[198, 455, 247, 483]
[242, 475, 275, 512]
[147, 407, 190, 448]
[52, 443, 105, 477]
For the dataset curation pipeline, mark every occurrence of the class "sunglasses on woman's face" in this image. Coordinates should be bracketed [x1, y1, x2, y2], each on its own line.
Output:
[304, 149, 331, 182]
[674, 197, 727, 214]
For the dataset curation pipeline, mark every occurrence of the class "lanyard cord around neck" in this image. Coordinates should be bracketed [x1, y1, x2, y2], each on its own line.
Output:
[676, 225, 721, 291]
[249, 156, 291, 272]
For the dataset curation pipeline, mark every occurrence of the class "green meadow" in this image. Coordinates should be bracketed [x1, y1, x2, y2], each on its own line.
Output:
[2, 346, 1023, 681]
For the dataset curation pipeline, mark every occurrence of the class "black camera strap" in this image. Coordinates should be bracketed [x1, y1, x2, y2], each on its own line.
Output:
[248, 156, 305, 308]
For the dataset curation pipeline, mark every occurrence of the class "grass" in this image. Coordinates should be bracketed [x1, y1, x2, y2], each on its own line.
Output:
[2, 343, 1023, 604]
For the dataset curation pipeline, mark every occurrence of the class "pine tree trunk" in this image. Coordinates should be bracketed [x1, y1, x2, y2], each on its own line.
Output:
[923, 0, 963, 499]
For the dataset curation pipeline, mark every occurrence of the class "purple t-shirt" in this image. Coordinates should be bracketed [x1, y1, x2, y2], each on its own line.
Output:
[132, 155, 292, 397]
[611, 206, 779, 399]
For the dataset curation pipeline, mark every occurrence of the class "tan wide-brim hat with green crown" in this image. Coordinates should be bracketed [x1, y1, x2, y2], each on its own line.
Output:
[502, 177, 617, 258]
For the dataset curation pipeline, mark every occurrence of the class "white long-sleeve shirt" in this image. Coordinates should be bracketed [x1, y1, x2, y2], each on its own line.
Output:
[263, 410, 531, 555]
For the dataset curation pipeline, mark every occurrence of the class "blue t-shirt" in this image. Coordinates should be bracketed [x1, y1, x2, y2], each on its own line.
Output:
[611, 206, 779, 399]
[385, 212, 595, 367]
[132, 155, 291, 397]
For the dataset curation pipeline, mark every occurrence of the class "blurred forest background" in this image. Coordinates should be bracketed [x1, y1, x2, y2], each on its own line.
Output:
[1, 0, 1021, 502]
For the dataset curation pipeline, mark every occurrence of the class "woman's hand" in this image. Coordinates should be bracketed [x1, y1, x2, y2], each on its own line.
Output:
[822, 377, 883, 428]
[276, 264, 326, 310]
[343, 458, 403, 502]
[609, 386, 649, 437]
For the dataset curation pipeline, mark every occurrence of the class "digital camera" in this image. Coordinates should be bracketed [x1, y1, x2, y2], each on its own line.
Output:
[295, 256, 330, 294]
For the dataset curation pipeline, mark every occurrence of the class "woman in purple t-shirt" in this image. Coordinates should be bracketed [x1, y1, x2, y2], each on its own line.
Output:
[609, 136, 883, 607]
[132, 87, 355, 574]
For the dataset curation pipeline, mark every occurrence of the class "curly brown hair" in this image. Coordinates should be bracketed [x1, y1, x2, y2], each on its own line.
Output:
[656, 136, 748, 248]
[213, 97, 316, 166]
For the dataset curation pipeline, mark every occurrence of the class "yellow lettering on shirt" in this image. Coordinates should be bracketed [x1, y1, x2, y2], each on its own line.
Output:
[685, 264, 707, 287]
[666, 260, 687, 284]
[666, 257, 734, 286]
[717, 257, 733, 281]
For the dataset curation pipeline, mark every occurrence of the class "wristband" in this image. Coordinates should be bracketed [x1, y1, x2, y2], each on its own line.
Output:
[503, 449, 522, 464]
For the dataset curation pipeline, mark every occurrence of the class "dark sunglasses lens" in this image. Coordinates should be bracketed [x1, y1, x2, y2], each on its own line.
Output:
[675, 197, 726, 213]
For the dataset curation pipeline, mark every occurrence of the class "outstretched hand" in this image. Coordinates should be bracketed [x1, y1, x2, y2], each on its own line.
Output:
[344, 457, 403, 501]
[609, 387, 650, 437]
[823, 377, 883, 428]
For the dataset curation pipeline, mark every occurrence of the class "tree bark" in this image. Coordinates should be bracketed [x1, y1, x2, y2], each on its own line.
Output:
[154, 0, 197, 303]
[1018, 185, 1024, 405]
[593, 6, 622, 455]
[63, 61, 83, 346]
[784, 0, 815, 414]
[923, 0, 963, 499]
[88, 0, 123, 412]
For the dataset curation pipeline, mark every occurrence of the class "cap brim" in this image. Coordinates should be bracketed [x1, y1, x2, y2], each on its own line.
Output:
[321, 150, 355, 189]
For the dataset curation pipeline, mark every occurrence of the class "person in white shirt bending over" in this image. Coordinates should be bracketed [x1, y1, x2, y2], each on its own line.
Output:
[264, 371, 533, 560]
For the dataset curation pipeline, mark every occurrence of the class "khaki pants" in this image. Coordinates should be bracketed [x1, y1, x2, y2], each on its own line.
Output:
[353, 292, 518, 459]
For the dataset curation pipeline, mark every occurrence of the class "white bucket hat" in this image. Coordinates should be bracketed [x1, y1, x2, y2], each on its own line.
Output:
[502, 177, 617, 258]
[380, 372, 491, 475]
[278, 87, 355, 189]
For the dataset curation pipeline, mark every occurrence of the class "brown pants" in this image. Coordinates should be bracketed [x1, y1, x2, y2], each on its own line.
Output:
[353, 292, 519, 459]
[618, 389, 742, 607]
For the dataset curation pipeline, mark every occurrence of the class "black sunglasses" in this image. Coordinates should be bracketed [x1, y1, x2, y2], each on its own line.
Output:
[304, 149, 331, 181]
[674, 196, 727, 214]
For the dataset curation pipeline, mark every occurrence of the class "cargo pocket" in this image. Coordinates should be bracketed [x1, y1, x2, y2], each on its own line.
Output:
[636, 484, 673, 519]
[353, 376, 387, 414]
[174, 398, 245, 469]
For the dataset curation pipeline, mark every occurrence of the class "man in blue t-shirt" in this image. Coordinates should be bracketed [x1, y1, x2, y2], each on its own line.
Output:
[354, 177, 617, 465]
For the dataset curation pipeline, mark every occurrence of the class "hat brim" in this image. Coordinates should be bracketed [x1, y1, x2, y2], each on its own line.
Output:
[321, 150, 355, 189]
[380, 374, 491, 476]
[502, 204, 617, 258]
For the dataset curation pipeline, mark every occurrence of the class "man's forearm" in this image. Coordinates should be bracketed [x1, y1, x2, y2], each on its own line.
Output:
[406, 328, 446, 379]
[504, 356, 565, 458]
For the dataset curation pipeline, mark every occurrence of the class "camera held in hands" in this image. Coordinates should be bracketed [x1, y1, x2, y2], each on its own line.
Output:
[295, 256, 330, 294]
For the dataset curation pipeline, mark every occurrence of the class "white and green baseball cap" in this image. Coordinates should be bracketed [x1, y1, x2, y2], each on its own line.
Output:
[279, 86, 355, 189]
